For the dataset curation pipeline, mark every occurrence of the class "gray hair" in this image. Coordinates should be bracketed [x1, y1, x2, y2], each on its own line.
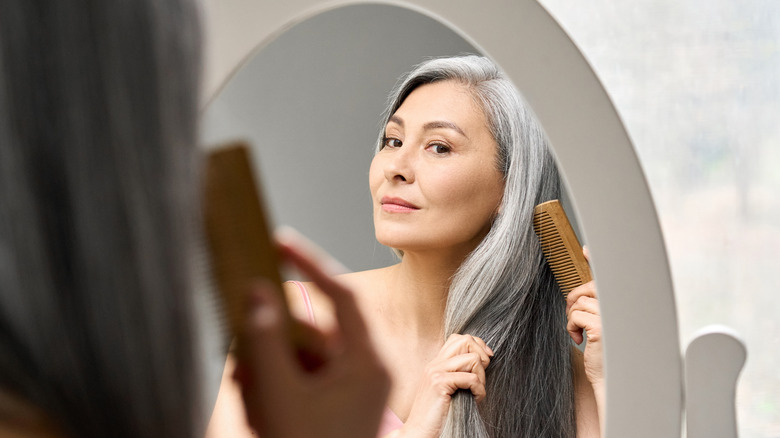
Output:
[378, 55, 575, 437]
[0, 1, 204, 437]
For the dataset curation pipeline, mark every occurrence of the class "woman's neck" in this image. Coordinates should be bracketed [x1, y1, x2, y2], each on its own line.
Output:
[377, 249, 468, 342]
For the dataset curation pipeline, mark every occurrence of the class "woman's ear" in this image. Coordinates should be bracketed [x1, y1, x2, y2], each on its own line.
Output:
[491, 204, 502, 224]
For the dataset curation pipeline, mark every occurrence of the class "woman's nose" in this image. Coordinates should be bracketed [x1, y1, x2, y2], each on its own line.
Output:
[383, 145, 415, 183]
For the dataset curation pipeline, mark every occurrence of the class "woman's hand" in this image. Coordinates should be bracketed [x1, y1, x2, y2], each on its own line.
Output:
[567, 279, 603, 389]
[566, 247, 605, 433]
[393, 334, 494, 438]
[233, 235, 391, 438]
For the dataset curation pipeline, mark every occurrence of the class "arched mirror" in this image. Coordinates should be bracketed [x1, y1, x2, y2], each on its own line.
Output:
[200, 1, 688, 437]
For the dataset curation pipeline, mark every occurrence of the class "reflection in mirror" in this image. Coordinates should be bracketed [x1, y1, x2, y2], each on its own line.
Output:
[202, 4, 600, 438]
[200, 2, 477, 428]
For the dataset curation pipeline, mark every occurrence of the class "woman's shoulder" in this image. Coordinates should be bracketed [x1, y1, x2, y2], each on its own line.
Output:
[339, 267, 391, 290]
[283, 266, 393, 329]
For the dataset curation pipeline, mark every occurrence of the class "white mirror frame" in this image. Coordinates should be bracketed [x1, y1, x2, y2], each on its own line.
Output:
[202, 1, 684, 436]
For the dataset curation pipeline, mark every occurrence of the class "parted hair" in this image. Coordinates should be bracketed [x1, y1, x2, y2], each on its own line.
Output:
[377, 55, 576, 438]
[0, 0, 204, 437]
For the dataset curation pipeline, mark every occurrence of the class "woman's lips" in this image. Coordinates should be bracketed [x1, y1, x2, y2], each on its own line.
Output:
[380, 196, 420, 213]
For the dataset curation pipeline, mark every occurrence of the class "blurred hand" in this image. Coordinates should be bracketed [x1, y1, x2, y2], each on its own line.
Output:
[391, 334, 493, 438]
[234, 232, 390, 438]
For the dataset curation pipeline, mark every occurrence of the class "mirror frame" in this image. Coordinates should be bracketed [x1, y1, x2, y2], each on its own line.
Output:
[202, 1, 683, 436]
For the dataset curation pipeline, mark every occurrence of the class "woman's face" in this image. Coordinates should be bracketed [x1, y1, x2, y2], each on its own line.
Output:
[369, 80, 505, 257]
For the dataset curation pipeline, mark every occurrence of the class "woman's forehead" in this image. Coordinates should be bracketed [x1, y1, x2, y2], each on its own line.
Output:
[389, 81, 488, 133]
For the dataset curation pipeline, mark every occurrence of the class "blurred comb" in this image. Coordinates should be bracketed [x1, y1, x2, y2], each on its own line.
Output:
[202, 141, 286, 344]
[533, 199, 591, 298]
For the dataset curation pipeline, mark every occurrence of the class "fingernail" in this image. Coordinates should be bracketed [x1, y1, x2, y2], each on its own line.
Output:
[487, 345, 495, 356]
[249, 286, 280, 328]
[254, 304, 280, 328]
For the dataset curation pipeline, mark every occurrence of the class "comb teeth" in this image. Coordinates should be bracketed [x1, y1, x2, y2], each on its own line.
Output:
[533, 200, 591, 298]
[203, 142, 284, 339]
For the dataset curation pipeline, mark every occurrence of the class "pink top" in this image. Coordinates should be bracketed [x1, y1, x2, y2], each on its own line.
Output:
[287, 281, 404, 437]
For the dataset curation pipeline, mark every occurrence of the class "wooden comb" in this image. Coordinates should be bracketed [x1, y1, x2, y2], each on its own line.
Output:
[533, 199, 591, 298]
[203, 141, 285, 342]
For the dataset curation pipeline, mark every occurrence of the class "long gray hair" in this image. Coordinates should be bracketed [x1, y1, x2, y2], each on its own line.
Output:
[378, 55, 575, 437]
[0, 1, 203, 437]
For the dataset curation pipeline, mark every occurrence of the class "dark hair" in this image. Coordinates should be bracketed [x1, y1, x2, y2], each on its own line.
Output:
[0, 1, 204, 436]
[378, 56, 575, 437]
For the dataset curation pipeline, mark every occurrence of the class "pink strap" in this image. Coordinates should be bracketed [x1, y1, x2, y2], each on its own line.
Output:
[377, 408, 404, 436]
[288, 281, 316, 325]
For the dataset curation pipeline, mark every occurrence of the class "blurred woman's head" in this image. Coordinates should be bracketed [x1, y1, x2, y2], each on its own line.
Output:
[0, 1, 204, 436]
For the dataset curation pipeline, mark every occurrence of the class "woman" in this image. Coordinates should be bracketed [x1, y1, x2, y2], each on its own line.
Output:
[281, 55, 605, 437]
[210, 55, 603, 436]
[0, 1, 388, 437]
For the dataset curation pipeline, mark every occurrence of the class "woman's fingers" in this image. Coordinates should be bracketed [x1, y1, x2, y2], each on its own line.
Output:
[439, 334, 493, 366]
[448, 372, 487, 401]
[239, 282, 331, 382]
[401, 335, 493, 436]
[433, 352, 487, 375]
[236, 244, 390, 438]
[275, 230, 373, 358]
[236, 282, 300, 430]
[567, 293, 600, 319]
[567, 280, 597, 313]
[428, 355, 485, 401]
[566, 297, 601, 344]
[471, 335, 495, 356]
[426, 353, 488, 401]
[566, 248, 600, 344]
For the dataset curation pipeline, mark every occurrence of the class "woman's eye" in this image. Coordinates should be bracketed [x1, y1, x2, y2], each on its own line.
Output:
[383, 137, 402, 148]
[430, 143, 451, 154]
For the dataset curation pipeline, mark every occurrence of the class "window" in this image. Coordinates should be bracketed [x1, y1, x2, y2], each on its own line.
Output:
[539, 1, 780, 436]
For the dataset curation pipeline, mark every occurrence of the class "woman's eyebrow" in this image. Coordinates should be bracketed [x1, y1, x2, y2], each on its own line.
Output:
[388, 115, 404, 127]
[387, 116, 468, 139]
[423, 121, 468, 139]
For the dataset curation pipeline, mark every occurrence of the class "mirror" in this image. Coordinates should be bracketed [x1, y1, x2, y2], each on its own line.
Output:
[202, 4, 478, 271]
[201, 2, 682, 437]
